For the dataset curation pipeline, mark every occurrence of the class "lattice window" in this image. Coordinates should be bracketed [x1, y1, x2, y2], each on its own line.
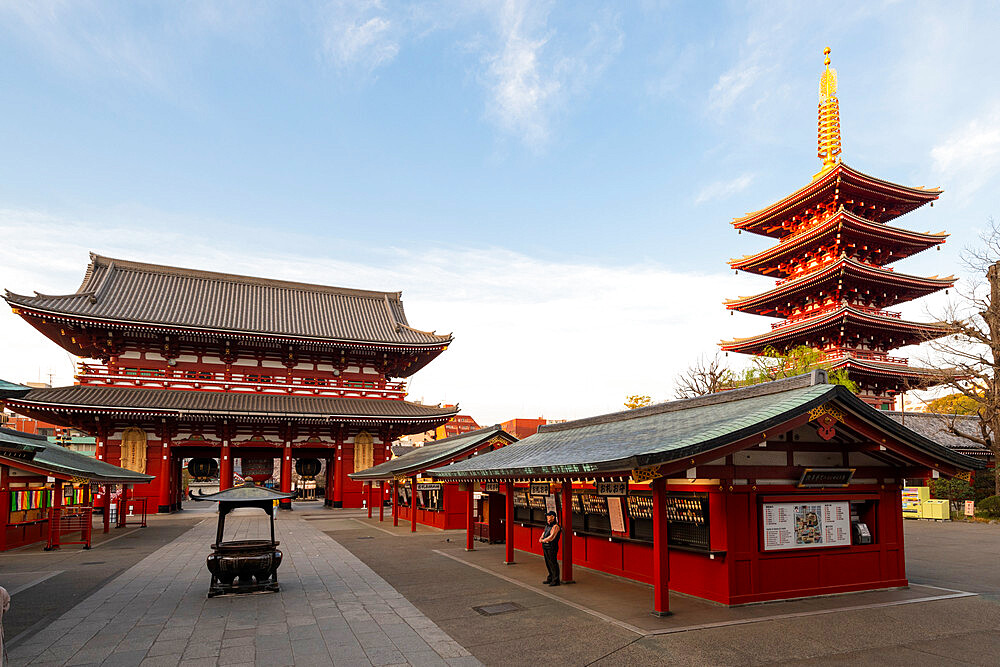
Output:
[353, 432, 374, 471]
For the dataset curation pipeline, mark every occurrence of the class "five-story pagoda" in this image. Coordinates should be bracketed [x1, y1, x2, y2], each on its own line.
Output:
[721, 49, 954, 409]
[4, 254, 458, 512]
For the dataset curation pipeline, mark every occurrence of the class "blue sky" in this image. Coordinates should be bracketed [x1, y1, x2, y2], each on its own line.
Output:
[1, 1, 998, 423]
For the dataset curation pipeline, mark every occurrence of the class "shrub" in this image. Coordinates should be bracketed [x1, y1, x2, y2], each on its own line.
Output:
[929, 478, 973, 503]
[977, 495, 1000, 518]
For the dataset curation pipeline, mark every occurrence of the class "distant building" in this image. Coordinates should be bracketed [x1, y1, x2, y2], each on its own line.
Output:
[435, 408, 480, 440]
[500, 417, 565, 440]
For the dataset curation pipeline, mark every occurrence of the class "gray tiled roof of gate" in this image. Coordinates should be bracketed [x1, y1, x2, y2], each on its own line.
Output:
[0, 426, 152, 483]
[429, 373, 982, 478]
[4, 253, 452, 347]
[886, 411, 991, 456]
[11, 384, 459, 420]
[350, 425, 516, 480]
[0, 378, 31, 399]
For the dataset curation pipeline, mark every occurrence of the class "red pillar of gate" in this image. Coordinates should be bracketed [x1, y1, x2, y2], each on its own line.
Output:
[651, 476, 671, 616]
[333, 434, 345, 507]
[367, 483, 373, 518]
[324, 457, 334, 507]
[103, 484, 112, 534]
[220, 442, 233, 491]
[410, 475, 418, 532]
[561, 479, 574, 583]
[379, 482, 385, 522]
[392, 479, 399, 527]
[157, 438, 172, 513]
[465, 482, 475, 551]
[280, 443, 293, 509]
[504, 481, 515, 564]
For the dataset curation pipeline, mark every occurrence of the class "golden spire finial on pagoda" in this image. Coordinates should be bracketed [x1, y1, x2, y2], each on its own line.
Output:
[815, 46, 842, 180]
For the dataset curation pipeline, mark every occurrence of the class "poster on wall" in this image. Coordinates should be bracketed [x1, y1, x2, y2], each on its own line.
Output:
[762, 501, 851, 551]
[607, 496, 626, 532]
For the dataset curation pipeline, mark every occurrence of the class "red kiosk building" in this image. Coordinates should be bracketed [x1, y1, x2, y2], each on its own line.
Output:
[349, 424, 516, 533]
[431, 372, 980, 612]
[3, 254, 458, 512]
[721, 50, 953, 409]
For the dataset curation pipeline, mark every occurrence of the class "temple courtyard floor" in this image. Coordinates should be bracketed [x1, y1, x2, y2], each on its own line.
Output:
[3, 505, 1000, 666]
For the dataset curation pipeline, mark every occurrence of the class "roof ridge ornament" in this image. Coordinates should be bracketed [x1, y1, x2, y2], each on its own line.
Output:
[815, 47, 843, 180]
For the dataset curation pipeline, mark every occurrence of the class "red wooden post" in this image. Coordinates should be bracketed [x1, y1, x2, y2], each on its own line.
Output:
[280, 443, 293, 509]
[466, 481, 475, 551]
[47, 481, 63, 550]
[392, 479, 399, 527]
[410, 476, 418, 532]
[561, 479, 574, 583]
[504, 480, 515, 564]
[651, 476, 671, 616]
[367, 482, 373, 518]
[158, 439, 171, 513]
[103, 484, 111, 534]
[379, 482, 385, 522]
[219, 442, 233, 491]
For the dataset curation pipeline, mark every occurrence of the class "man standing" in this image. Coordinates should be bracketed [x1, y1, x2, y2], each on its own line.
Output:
[539, 510, 561, 586]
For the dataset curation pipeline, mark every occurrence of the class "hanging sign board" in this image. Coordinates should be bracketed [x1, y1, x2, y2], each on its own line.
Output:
[485, 482, 500, 493]
[608, 496, 626, 532]
[596, 480, 628, 497]
[762, 501, 851, 551]
[417, 483, 442, 491]
[797, 468, 855, 488]
[530, 482, 551, 496]
[544, 495, 557, 514]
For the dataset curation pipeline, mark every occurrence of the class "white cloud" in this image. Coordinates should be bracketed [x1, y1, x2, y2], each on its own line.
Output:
[930, 107, 1000, 201]
[479, 1, 623, 148]
[320, 0, 400, 71]
[708, 63, 763, 114]
[694, 173, 754, 205]
[0, 207, 743, 425]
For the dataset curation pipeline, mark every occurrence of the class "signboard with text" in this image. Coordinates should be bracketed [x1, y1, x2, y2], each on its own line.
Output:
[762, 501, 851, 551]
[797, 468, 855, 488]
[530, 482, 551, 496]
[485, 482, 500, 493]
[596, 480, 628, 497]
[417, 483, 442, 491]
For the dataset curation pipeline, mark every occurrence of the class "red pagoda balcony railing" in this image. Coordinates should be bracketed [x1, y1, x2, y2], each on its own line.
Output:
[771, 304, 902, 330]
[76, 364, 407, 400]
[824, 350, 909, 365]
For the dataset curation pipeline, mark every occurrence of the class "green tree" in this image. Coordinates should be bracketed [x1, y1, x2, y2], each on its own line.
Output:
[736, 346, 859, 393]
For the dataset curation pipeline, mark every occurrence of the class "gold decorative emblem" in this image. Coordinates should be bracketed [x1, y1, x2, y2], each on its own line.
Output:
[809, 404, 844, 441]
[808, 404, 844, 423]
[120, 427, 148, 474]
[956, 471, 973, 483]
[630, 465, 662, 483]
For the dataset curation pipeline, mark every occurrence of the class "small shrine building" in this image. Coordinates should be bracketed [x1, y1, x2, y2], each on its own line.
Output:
[430, 372, 980, 613]
[3, 254, 458, 512]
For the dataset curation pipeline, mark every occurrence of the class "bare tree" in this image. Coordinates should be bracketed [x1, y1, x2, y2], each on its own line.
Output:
[674, 354, 733, 399]
[923, 219, 1000, 494]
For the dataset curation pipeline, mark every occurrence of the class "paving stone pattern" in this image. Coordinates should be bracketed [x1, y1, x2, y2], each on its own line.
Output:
[7, 512, 479, 666]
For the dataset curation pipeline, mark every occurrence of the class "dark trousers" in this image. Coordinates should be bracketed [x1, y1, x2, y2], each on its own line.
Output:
[543, 544, 560, 582]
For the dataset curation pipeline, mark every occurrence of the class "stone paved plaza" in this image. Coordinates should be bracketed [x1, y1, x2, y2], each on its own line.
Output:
[5, 510, 478, 667]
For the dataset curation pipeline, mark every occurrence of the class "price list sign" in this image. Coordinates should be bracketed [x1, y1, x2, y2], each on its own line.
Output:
[762, 501, 851, 551]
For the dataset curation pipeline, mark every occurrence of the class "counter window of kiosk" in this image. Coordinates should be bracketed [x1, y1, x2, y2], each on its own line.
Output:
[8, 484, 54, 526]
[513, 490, 531, 523]
[626, 491, 711, 551]
[570, 492, 585, 531]
[581, 493, 611, 534]
[528, 494, 548, 523]
[417, 486, 444, 511]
